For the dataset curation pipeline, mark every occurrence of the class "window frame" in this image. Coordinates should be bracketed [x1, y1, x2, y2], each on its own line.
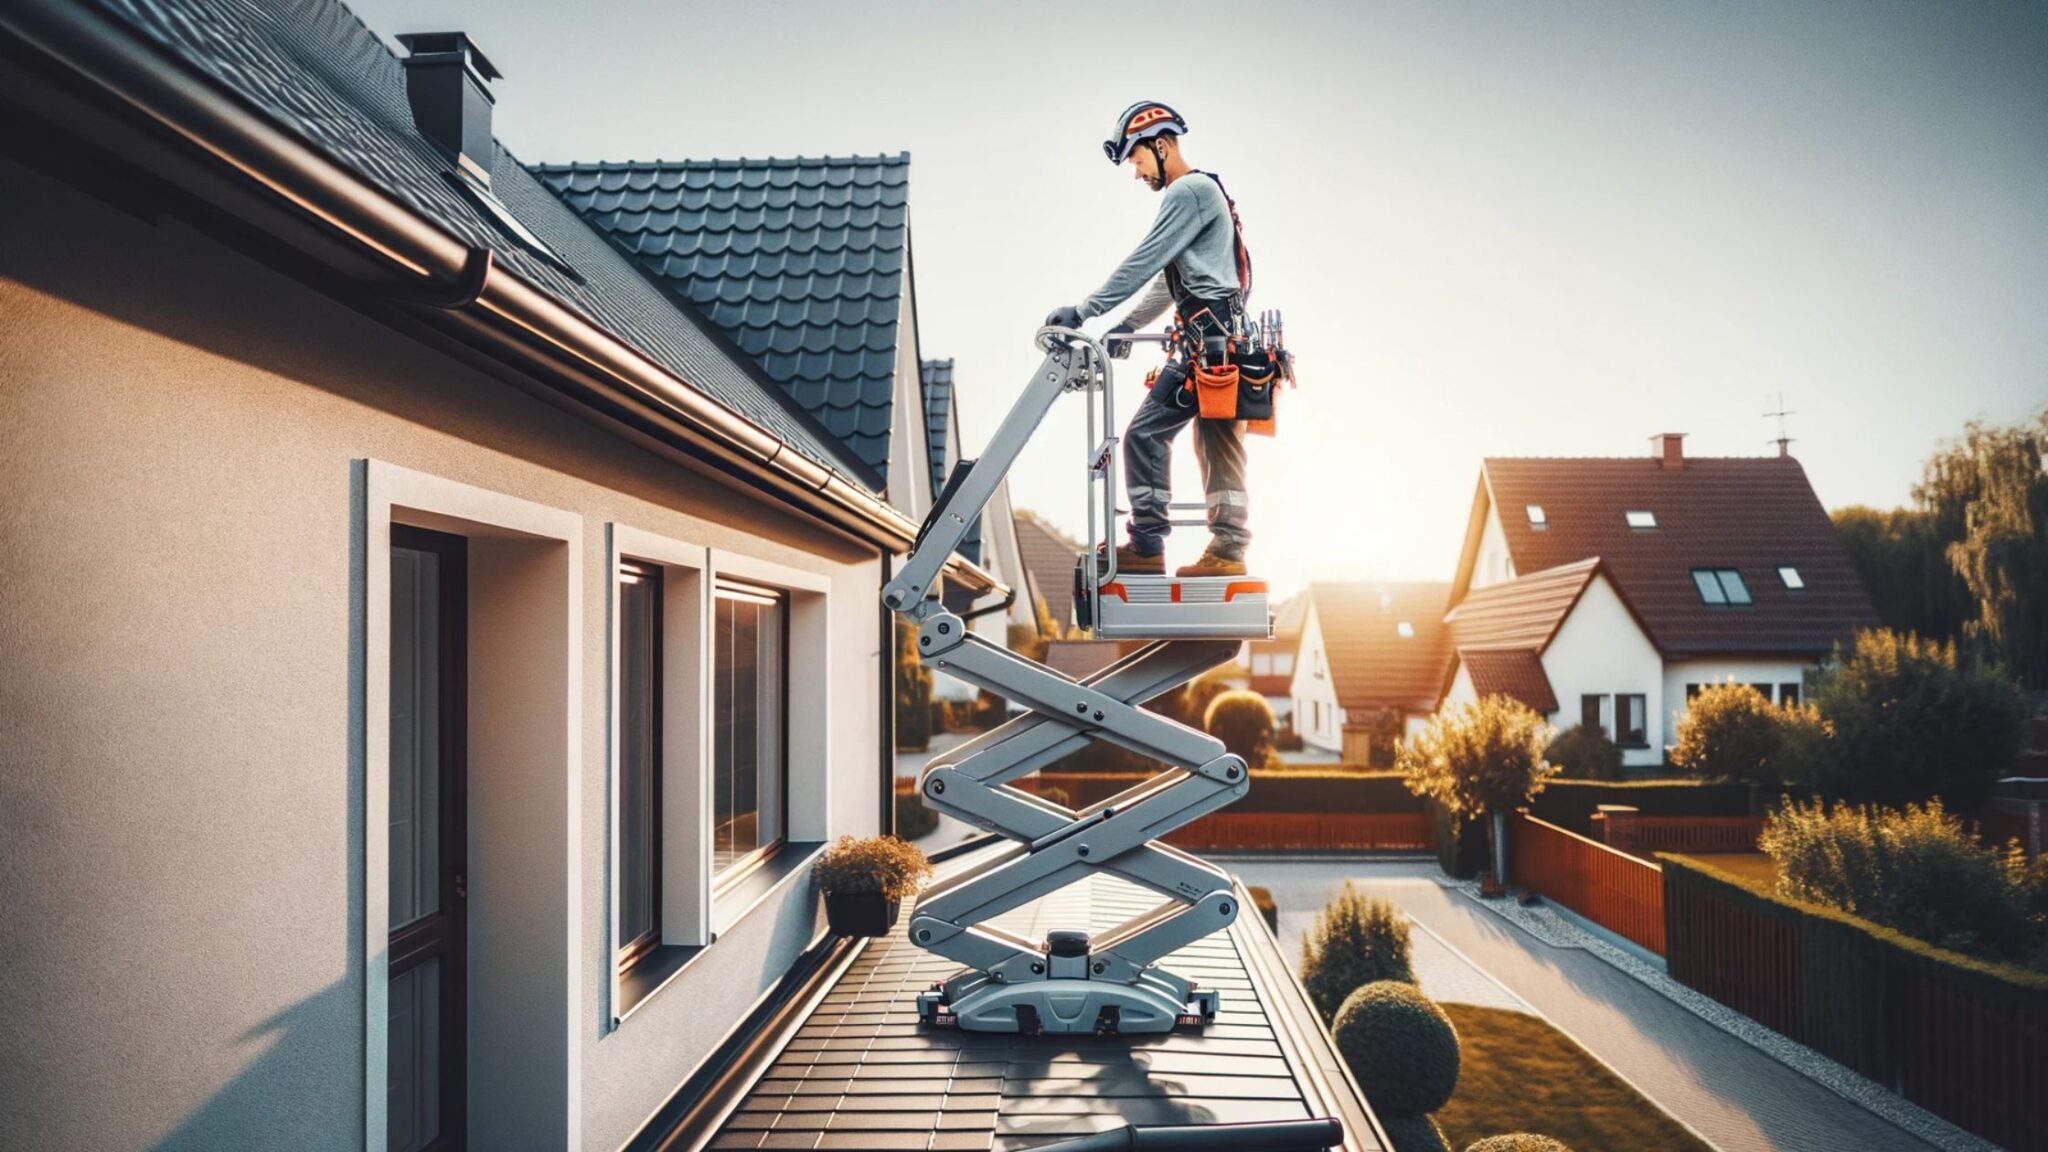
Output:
[614, 557, 665, 978]
[1616, 693, 1649, 748]
[709, 577, 792, 898]
[1692, 567, 1753, 606]
[1778, 565, 1805, 591]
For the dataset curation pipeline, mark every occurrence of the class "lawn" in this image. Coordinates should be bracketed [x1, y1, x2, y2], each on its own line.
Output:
[1434, 1004, 1713, 1152]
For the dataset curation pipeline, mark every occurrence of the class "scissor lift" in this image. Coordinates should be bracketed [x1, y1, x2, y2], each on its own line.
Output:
[882, 327, 1271, 1036]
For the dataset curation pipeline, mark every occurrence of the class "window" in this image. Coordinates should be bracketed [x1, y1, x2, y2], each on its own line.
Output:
[1685, 683, 1702, 702]
[616, 560, 662, 975]
[1749, 682, 1773, 702]
[1581, 694, 1605, 734]
[1691, 568, 1752, 606]
[1616, 694, 1647, 746]
[1625, 510, 1657, 530]
[1314, 648, 1326, 679]
[1779, 682, 1801, 705]
[1251, 653, 1272, 676]
[712, 581, 787, 887]
[1397, 621, 1415, 639]
[1778, 566, 1805, 590]
[1526, 504, 1547, 528]
[1275, 652, 1294, 676]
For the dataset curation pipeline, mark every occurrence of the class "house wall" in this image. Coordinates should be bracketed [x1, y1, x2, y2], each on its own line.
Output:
[1289, 604, 1345, 751]
[0, 154, 884, 1152]
[1541, 574, 1670, 767]
[1470, 504, 1515, 589]
[1664, 657, 1817, 734]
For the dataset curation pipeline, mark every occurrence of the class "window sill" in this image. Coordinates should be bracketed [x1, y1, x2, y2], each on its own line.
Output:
[610, 841, 826, 1029]
[713, 841, 825, 937]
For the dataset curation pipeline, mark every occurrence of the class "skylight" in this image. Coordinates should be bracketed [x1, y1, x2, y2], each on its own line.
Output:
[1625, 510, 1658, 530]
[1692, 568, 1752, 606]
[1779, 566, 1805, 590]
[1525, 504, 1547, 528]
[1397, 621, 1415, 638]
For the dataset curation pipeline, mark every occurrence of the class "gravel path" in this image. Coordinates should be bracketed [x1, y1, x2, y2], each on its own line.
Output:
[1226, 859, 1956, 1152]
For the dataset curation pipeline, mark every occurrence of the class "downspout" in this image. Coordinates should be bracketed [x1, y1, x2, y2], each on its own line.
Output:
[0, 0, 1007, 594]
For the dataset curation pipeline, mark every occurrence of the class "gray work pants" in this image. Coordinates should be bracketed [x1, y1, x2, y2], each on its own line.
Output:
[1124, 378, 1250, 559]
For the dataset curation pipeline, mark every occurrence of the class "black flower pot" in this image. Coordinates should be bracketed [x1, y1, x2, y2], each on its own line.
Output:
[824, 890, 901, 937]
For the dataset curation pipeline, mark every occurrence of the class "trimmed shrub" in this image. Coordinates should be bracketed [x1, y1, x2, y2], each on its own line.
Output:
[1760, 798, 2046, 968]
[812, 835, 932, 900]
[1332, 980, 1461, 1114]
[1464, 1137, 1572, 1152]
[1154, 666, 1241, 732]
[1398, 696, 1558, 820]
[1379, 1112, 1452, 1152]
[1544, 724, 1623, 782]
[1206, 689, 1277, 771]
[1810, 629, 2027, 809]
[1670, 682, 1830, 786]
[1302, 882, 1415, 1022]
[893, 789, 939, 840]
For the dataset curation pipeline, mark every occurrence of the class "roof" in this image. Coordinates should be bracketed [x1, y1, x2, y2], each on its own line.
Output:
[922, 359, 981, 565]
[1308, 582, 1454, 715]
[534, 153, 912, 488]
[86, 0, 862, 487]
[1459, 649, 1559, 713]
[703, 861, 1385, 1150]
[1444, 558, 1601, 653]
[1461, 454, 1879, 657]
[1013, 512, 1082, 633]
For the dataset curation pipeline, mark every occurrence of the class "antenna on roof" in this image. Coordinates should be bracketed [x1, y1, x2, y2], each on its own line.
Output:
[1764, 392, 1795, 459]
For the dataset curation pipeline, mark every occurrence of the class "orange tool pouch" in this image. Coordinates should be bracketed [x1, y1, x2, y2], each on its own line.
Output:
[1194, 360, 1240, 420]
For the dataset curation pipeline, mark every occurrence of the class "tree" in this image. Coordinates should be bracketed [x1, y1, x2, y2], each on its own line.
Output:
[1670, 682, 1831, 787]
[1810, 629, 2027, 810]
[1832, 504, 1974, 644]
[1205, 689, 1278, 771]
[1398, 696, 1557, 882]
[1929, 409, 2048, 689]
[894, 616, 931, 752]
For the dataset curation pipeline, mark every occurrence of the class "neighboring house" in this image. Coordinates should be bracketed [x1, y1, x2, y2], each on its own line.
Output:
[1247, 593, 1308, 723]
[1014, 508, 1086, 635]
[0, 8, 1000, 1152]
[921, 357, 1033, 698]
[1291, 583, 1455, 763]
[1440, 434, 1879, 767]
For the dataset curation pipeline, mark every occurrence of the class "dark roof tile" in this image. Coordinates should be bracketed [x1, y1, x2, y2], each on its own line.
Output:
[1461, 649, 1559, 713]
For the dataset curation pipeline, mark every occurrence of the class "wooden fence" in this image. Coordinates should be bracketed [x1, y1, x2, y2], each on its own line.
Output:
[1631, 815, 1765, 855]
[1664, 857, 2048, 1152]
[1511, 813, 1666, 955]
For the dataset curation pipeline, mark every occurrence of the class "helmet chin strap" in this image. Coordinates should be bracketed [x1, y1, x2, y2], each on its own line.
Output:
[1145, 138, 1168, 191]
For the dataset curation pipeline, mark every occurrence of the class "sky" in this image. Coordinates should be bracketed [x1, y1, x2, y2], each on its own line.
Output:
[348, 0, 2047, 597]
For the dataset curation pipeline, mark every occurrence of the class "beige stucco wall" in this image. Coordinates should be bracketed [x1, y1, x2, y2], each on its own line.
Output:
[0, 153, 884, 1151]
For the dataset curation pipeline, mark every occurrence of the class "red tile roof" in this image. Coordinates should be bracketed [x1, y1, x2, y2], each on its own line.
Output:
[1444, 558, 1602, 652]
[1310, 582, 1454, 714]
[1460, 649, 1559, 713]
[1460, 454, 1878, 657]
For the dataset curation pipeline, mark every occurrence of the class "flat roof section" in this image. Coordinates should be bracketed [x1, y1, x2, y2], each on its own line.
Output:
[707, 862, 1385, 1150]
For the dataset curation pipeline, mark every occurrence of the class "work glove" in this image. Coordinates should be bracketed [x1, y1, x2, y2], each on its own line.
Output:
[1105, 322, 1135, 359]
[1043, 305, 1084, 331]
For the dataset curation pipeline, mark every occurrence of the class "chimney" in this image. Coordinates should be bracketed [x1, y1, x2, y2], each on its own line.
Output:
[1651, 432, 1685, 469]
[397, 32, 501, 189]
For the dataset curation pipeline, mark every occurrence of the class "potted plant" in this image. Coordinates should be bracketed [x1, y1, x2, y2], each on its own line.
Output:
[813, 834, 933, 937]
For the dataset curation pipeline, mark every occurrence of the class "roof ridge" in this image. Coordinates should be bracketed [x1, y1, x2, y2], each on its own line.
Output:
[528, 151, 911, 173]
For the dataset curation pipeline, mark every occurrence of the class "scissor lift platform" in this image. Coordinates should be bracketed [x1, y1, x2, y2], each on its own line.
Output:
[1086, 574, 1272, 640]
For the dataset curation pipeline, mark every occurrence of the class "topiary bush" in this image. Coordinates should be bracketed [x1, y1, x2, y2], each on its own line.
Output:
[1670, 682, 1830, 787]
[1206, 689, 1277, 770]
[1809, 629, 2027, 809]
[1378, 1111, 1451, 1152]
[1760, 798, 2046, 967]
[1544, 723, 1623, 781]
[1332, 980, 1461, 1114]
[1464, 1136, 1572, 1152]
[1302, 882, 1415, 1022]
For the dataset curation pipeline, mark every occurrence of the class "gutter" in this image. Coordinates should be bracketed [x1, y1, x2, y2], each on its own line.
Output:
[0, 0, 1003, 594]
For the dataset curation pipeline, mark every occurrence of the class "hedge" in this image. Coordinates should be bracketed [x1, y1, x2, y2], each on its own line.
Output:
[1660, 854, 2048, 1150]
[1017, 770, 1424, 815]
[1528, 780, 1750, 836]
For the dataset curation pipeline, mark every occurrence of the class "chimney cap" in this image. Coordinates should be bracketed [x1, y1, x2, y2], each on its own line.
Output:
[396, 31, 502, 81]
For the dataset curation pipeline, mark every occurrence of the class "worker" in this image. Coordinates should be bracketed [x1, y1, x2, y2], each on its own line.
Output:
[1045, 100, 1254, 579]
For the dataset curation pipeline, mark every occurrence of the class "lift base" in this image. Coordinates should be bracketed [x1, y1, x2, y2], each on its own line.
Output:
[918, 977, 1220, 1036]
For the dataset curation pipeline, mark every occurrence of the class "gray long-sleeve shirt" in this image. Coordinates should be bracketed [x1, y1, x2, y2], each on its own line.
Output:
[1078, 172, 1240, 326]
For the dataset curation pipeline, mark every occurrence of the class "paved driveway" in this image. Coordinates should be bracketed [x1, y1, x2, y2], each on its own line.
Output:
[1227, 859, 1941, 1152]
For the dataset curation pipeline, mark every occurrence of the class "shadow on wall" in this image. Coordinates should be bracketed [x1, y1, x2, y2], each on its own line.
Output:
[148, 976, 360, 1152]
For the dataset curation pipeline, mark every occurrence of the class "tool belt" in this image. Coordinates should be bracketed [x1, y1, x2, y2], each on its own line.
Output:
[1145, 290, 1281, 435]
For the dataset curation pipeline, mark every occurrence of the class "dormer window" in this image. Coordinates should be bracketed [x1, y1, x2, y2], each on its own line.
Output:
[1526, 505, 1547, 529]
[1778, 566, 1805, 590]
[1625, 510, 1657, 530]
[1397, 621, 1415, 639]
[1692, 568, 1752, 606]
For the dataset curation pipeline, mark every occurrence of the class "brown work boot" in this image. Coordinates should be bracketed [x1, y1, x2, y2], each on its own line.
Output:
[1096, 542, 1164, 575]
[1176, 546, 1247, 578]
